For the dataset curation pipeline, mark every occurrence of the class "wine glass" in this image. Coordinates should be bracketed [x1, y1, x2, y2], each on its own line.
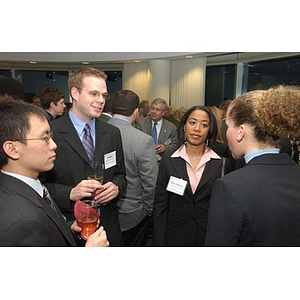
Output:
[87, 162, 104, 203]
[87, 162, 104, 184]
[75, 199, 99, 241]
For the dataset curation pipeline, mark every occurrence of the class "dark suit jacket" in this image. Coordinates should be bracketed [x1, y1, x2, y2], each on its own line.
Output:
[40, 113, 127, 246]
[0, 173, 77, 246]
[153, 151, 223, 246]
[205, 153, 300, 246]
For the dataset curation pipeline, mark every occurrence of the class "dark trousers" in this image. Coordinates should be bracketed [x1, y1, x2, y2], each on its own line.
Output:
[122, 215, 152, 247]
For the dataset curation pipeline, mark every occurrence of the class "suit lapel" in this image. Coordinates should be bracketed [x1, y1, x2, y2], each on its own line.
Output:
[169, 157, 222, 198]
[169, 156, 193, 197]
[59, 114, 90, 165]
[158, 119, 167, 144]
[194, 159, 221, 193]
[94, 118, 107, 163]
[37, 193, 77, 246]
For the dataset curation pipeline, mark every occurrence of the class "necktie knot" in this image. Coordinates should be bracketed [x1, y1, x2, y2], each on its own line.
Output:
[84, 123, 91, 134]
[42, 185, 60, 217]
[43, 185, 53, 206]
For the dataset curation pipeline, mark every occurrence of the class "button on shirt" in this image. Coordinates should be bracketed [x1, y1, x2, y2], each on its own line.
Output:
[171, 144, 221, 194]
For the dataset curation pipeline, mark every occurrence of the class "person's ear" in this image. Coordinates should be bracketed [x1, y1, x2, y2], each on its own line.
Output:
[70, 87, 79, 101]
[133, 107, 139, 117]
[236, 125, 245, 142]
[2, 141, 20, 160]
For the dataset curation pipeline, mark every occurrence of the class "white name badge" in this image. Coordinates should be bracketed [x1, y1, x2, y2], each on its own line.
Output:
[166, 176, 188, 196]
[104, 151, 116, 169]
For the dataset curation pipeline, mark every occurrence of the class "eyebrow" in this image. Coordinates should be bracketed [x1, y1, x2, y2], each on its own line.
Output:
[188, 117, 209, 123]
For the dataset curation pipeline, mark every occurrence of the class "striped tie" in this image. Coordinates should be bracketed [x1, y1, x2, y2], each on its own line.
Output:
[42, 185, 59, 216]
[83, 124, 95, 165]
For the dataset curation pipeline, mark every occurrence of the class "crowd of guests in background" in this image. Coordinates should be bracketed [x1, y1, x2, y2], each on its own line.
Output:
[0, 69, 299, 247]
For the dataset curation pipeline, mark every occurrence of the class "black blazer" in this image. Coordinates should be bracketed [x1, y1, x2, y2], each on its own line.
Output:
[205, 153, 300, 246]
[40, 113, 127, 246]
[0, 173, 77, 246]
[153, 151, 223, 246]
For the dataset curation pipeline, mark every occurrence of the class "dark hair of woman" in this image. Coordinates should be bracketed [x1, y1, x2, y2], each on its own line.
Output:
[178, 105, 217, 148]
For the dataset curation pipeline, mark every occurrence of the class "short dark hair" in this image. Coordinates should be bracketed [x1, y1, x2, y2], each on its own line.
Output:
[103, 98, 113, 114]
[178, 105, 217, 148]
[0, 99, 47, 168]
[0, 77, 25, 101]
[111, 90, 139, 117]
[39, 87, 65, 109]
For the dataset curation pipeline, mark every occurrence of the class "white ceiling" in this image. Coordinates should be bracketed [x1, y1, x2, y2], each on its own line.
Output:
[0, 52, 202, 62]
[0, 52, 226, 71]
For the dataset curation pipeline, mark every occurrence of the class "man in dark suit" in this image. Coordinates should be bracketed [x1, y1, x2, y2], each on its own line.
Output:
[0, 99, 109, 246]
[135, 98, 178, 163]
[40, 67, 127, 246]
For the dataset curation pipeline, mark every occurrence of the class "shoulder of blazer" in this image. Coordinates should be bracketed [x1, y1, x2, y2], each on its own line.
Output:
[50, 113, 74, 133]
[96, 117, 121, 134]
[0, 173, 43, 207]
[248, 153, 295, 166]
[161, 118, 177, 131]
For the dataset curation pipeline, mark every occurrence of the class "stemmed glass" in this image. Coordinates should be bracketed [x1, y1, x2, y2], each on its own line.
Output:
[87, 162, 104, 200]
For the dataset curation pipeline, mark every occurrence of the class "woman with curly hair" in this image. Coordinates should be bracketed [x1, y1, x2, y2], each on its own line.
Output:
[205, 85, 300, 246]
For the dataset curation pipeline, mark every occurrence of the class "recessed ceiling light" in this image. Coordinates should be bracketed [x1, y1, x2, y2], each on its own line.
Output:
[82, 61, 89, 65]
[30, 61, 37, 64]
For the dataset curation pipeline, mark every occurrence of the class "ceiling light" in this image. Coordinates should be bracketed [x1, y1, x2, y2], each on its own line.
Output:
[82, 61, 89, 65]
[29, 61, 37, 64]
[133, 60, 140, 63]
[185, 55, 193, 59]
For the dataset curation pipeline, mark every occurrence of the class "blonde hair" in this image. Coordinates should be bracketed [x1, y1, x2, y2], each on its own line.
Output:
[228, 85, 300, 144]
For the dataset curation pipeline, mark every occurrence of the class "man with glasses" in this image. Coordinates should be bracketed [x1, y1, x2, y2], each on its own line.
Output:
[135, 98, 178, 163]
[40, 67, 127, 246]
[0, 99, 109, 246]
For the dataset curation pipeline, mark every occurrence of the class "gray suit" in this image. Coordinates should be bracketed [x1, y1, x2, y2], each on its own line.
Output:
[135, 116, 178, 161]
[108, 117, 158, 231]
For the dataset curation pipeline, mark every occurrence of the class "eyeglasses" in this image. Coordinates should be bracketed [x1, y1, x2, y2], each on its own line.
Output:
[150, 107, 164, 113]
[76, 87, 110, 100]
[20, 132, 53, 144]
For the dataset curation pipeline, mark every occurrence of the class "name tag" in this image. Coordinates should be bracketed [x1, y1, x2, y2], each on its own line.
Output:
[166, 176, 188, 196]
[104, 151, 116, 169]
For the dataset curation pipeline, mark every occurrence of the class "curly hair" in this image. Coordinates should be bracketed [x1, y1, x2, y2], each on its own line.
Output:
[228, 85, 300, 145]
[255, 85, 300, 138]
